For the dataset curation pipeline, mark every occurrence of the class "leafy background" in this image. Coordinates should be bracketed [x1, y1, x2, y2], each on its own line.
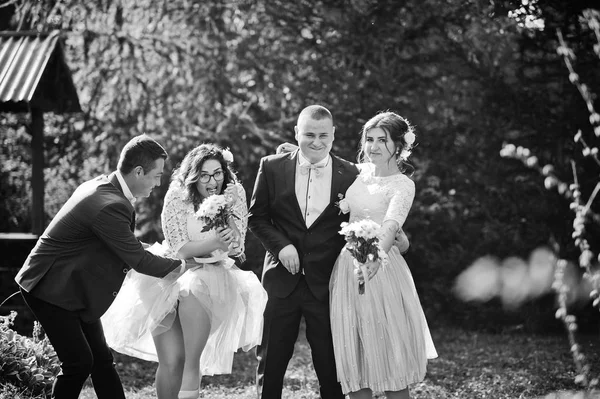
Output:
[1, 0, 599, 335]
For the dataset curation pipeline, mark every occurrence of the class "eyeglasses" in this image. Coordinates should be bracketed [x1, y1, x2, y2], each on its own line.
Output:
[198, 170, 225, 184]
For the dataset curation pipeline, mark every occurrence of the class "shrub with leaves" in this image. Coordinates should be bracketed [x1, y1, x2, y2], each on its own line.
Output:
[499, 8, 600, 396]
[0, 383, 41, 399]
[0, 311, 60, 398]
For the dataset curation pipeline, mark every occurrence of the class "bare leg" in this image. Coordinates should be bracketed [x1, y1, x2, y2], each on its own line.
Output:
[349, 388, 373, 399]
[153, 313, 185, 399]
[385, 388, 410, 399]
[178, 294, 212, 393]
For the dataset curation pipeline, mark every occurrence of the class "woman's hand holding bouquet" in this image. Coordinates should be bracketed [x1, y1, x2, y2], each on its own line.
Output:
[196, 190, 240, 254]
[223, 184, 243, 252]
[339, 219, 388, 295]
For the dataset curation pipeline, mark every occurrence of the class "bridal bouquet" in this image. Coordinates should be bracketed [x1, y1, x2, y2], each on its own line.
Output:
[339, 219, 387, 295]
[196, 194, 236, 232]
[195, 194, 240, 268]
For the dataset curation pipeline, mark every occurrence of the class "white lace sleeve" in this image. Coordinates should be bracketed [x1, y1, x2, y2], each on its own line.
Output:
[384, 174, 415, 228]
[161, 184, 192, 255]
[230, 182, 248, 252]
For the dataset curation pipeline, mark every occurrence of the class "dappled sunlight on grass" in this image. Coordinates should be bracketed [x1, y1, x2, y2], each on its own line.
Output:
[77, 321, 599, 399]
[423, 328, 598, 399]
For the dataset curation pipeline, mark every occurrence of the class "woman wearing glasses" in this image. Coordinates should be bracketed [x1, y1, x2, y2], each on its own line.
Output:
[102, 144, 267, 399]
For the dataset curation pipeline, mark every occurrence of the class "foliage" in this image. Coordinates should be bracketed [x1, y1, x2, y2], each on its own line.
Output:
[499, 8, 600, 393]
[0, 0, 285, 236]
[0, 311, 60, 399]
[1, 0, 599, 331]
[0, 383, 44, 399]
[0, 114, 34, 232]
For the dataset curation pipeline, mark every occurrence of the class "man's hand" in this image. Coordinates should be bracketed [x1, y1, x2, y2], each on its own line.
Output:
[394, 229, 410, 254]
[278, 244, 300, 274]
[276, 142, 299, 154]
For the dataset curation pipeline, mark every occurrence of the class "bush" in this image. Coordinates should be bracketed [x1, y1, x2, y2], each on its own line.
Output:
[498, 9, 600, 392]
[0, 383, 43, 399]
[0, 311, 60, 399]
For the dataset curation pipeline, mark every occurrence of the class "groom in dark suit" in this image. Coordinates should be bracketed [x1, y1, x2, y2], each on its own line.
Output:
[249, 105, 356, 399]
[15, 134, 194, 399]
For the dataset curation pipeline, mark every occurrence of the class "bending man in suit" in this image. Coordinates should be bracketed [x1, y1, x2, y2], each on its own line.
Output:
[15, 134, 195, 399]
[249, 105, 359, 399]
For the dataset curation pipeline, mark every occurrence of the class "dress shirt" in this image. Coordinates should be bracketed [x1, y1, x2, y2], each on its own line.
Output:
[115, 171, 136, 205]
[295, 152, 332, 228]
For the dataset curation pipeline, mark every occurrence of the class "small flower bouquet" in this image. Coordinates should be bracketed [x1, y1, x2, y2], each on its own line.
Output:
[196, 194, 234, 232]
[339, 219, 387, 295]
[195, 194, 240, 268]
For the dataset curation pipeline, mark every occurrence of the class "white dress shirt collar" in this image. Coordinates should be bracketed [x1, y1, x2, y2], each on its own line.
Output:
[115, 171, 136, 204]
[298, 151, 331, 167]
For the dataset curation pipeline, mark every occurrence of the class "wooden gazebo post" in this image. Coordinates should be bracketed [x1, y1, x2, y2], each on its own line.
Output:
[30, 107, 44, 235]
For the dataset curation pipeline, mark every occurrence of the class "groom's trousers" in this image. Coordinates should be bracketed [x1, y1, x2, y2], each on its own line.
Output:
[21, 288, 126, 399]
[256, 276, 344, 399]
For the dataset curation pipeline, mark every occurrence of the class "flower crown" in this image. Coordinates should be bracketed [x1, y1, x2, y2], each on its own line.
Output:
[222, 148, 234, 163]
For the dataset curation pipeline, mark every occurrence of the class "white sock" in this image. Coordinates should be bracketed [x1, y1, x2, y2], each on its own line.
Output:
[178, 389, 199, 399]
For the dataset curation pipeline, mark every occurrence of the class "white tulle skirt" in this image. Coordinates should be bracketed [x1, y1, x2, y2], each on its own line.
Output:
[329, 246, 437, 394]
[101, 245, 267, 376]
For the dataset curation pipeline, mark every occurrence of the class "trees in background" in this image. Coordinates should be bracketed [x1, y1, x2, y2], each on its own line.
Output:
[1, 0, 597, 331]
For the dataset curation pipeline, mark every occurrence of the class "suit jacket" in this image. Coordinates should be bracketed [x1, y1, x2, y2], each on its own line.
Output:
[15, 173, 182, 322]
[248, 150, 359, 301]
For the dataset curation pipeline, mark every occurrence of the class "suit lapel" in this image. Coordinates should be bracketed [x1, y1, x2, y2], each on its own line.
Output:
[130, 210, 137, 232]
[283, 150, 306, 223]
[329, 154, 346, 205]
[306, 154, 349, 229]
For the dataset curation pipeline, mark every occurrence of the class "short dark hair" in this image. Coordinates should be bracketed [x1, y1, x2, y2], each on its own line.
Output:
[297, 104, 333, 124]
[117, 134, 169, 174]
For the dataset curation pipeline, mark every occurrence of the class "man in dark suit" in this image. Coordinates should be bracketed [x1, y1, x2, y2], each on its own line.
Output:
[15, 134, 195, 399]
[248, 105, 358, 399]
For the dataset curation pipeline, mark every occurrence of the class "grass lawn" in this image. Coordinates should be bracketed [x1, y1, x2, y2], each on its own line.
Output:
[79, 322, 599, 399]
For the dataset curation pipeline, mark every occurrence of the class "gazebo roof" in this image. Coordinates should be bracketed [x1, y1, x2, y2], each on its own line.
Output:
[0, 30, 81, 113]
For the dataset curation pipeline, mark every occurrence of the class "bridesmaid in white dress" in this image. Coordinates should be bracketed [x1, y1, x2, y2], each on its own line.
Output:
[102, 144, 267, 399]
[329, 112, 437, 399]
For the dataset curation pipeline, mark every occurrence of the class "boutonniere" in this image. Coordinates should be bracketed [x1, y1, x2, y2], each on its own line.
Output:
[334, 193, 350, 215]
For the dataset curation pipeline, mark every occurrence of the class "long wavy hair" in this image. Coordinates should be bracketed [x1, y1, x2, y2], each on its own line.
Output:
[356, 111, 416, 175]
[171, 144, 238, 211]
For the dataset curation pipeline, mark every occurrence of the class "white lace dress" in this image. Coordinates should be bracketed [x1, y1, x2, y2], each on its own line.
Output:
[101, 182, 268, 375]
[329, 164, 438, 394]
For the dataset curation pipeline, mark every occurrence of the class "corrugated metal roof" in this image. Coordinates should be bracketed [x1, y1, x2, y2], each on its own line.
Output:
[0, 31, 60, 102]
[0, 30, 81, 113]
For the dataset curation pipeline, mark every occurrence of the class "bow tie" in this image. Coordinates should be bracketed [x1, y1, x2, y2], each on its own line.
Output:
[299, 163, 325, 177]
